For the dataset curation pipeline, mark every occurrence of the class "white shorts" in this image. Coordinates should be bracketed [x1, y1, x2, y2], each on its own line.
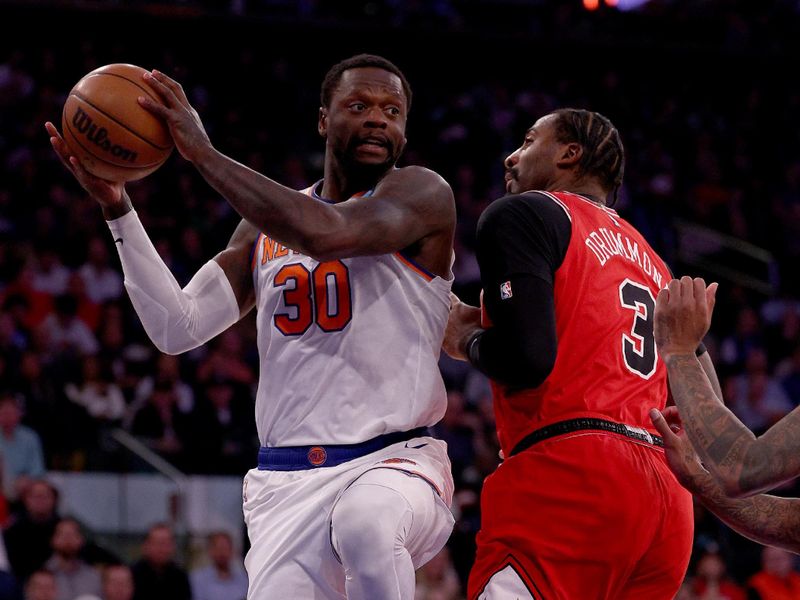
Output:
[242, 435, 454, 599]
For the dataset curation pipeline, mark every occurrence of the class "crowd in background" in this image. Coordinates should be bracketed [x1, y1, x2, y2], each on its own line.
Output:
[3, 1, 800, 598]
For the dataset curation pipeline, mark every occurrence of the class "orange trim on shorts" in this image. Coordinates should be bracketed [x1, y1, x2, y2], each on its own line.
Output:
[394, 252, 434, 281]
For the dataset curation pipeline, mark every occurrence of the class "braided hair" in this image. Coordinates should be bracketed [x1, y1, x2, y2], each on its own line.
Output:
[551, 108, 625, 206]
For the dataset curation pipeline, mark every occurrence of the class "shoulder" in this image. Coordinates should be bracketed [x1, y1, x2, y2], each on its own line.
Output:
[479, 192, 571, 230]
[379, 166, 453, 199]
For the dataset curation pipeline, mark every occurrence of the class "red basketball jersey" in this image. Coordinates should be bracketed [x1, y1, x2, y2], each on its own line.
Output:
[491, 191, 671, 456]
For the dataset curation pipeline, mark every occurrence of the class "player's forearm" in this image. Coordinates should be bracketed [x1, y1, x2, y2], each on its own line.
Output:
[687, 468, 800, 554]
[191, 145, 342, 256]
[107, 211, 240, 354]
[664, 353, 756, 495]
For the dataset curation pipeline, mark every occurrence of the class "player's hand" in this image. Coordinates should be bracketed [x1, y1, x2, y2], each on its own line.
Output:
[654, 276, 718, 359]
[650, 406, 706, 491]
[139, 70, 212, 164]
[443, 292, 482, 361]
[44, 121, 131, 217]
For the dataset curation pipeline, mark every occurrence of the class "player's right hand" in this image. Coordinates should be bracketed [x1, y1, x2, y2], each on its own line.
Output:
[45, 122, 131, 217]
[443, 292, 482, 361]
[650, 406, 707, 492]
[654, 276, 718, 359]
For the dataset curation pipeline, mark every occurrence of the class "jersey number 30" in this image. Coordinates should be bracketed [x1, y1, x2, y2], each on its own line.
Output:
[273, 261, 352, 335]
[619, 279, 657, 379]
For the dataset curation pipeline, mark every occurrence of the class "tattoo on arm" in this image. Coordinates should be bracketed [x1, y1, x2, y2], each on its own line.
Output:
[666, 354, 754, 491]
[689, 468, 800, 553]
[667, 353, 800, 495]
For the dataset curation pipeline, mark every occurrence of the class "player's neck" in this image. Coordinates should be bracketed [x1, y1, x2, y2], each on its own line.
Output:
[321, 155, 388, 202]
[552, 178, 607, 206]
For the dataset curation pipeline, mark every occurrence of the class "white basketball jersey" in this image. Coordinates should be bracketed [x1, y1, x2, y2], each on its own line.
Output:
[251, 183, 452, 446]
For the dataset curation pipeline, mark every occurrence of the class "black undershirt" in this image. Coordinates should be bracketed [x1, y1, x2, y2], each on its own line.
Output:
[467, 192, 705, 388]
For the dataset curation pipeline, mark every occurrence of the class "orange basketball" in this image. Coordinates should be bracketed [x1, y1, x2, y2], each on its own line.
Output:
[61, 63, 173, 182]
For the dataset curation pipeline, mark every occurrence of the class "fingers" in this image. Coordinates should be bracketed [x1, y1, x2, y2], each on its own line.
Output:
[667, 278, 681, 303]
[649, 408, 678, 442]
[142, 69, 188, 107]
[45, 122, 77, 172]
[137, 94, 169, 118]
[707, 282, 718, 314]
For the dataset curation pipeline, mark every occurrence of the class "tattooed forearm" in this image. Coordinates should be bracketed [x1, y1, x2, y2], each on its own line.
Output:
[665, 354, 754, 493]
[689, 469, 800, 554]
[666, 353, 800, 496]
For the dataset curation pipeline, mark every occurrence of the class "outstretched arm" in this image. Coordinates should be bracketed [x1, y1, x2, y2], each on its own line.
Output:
[139, 71, 454, 272]
[45, 121, 255, 355]
[651, 407, 800, 554]
[656, 276, 800, 497]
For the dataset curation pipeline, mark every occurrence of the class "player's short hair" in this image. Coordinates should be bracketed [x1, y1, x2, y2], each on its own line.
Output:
[551, 108, 625, 206]
[320, 54, 412, 111]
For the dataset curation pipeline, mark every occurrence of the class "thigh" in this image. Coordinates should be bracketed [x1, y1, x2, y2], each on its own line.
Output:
[619, 459, 694, 600]
[468, 434, 670, 600]
[242, 467, 346, 600]
[337, 466, 455, 569]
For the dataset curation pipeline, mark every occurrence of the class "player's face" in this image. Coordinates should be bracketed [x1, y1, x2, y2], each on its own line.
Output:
[504, 114, 562, 194]
[320, 67, 408, 175]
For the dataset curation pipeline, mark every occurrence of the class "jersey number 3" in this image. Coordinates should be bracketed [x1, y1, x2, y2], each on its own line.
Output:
[273, 261, 352, 335]
[619, 279, 657, 379]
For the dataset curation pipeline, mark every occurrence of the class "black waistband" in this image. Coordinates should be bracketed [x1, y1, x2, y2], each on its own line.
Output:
[510, 418, 664, 457]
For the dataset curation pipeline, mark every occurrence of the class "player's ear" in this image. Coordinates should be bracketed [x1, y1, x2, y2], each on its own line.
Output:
[318, 107, 328, 138]
[557, 142, 583, 168]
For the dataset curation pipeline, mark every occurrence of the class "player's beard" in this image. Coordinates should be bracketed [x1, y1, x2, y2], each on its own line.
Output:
[335, 138, 401, 187]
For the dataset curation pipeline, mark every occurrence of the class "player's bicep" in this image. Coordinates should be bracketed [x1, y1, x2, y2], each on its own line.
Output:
[333, 167, 454, 256]
[213, 218, 258, 316]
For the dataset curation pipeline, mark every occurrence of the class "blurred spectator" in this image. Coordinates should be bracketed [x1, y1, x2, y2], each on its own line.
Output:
[129, 382, 191, 468]
[189, 531, 247, 600]
[747, 546, 800, 599]
[44, 518, 101, 600]
[23, 570, 56, 600]
[726, 348, 793, 433]
[64, 357, 125, 425]
[131, 524, 190, 600]
[195, 331, 254, 387]
[100, 565, 133, 600]
[190, 378, 256, 474]
[0, 393, 45, 502]
[36, 294, 98, 362]
[76, 238, 123, 306]
[414, 546, 462, 600]
[29, 247, 69, 298]
[719, 308, 763, 373]
[690, 548, 745, 600]
[129, 355, 194, 428]
[4, 480, 59, 581]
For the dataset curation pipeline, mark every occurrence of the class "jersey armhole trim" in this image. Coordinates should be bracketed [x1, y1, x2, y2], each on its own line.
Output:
[250, 233, 263, 272]
[537, 191, 572, 222]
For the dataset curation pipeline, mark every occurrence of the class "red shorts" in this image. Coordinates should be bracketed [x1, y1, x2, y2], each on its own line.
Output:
[467, 431, 693, 600]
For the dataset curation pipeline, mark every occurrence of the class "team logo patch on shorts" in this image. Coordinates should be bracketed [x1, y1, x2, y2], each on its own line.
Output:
[380, 458, 417, 465]
[307, 446, 328, 466]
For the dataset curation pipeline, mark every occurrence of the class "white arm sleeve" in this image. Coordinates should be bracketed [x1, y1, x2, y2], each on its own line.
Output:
[107, 210, 241, 355]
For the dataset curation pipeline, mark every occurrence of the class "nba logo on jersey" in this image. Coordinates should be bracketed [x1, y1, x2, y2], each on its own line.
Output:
[500, 281, 513, 300]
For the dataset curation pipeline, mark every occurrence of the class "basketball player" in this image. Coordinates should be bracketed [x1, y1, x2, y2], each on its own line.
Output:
[443, 109, 699, 598]
[46, 54, 456, 600]
[649, 276, 800, 553]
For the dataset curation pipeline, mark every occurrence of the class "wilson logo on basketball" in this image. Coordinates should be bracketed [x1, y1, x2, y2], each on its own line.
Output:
[71, 107, 138, 163]
[307, 446, 327, 466]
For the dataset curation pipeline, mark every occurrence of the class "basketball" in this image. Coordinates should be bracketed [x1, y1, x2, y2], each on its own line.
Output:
[61, 63, 173, 182]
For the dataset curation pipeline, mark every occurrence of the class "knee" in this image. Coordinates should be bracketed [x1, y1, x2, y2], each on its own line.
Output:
[331, 483, 411, 560]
